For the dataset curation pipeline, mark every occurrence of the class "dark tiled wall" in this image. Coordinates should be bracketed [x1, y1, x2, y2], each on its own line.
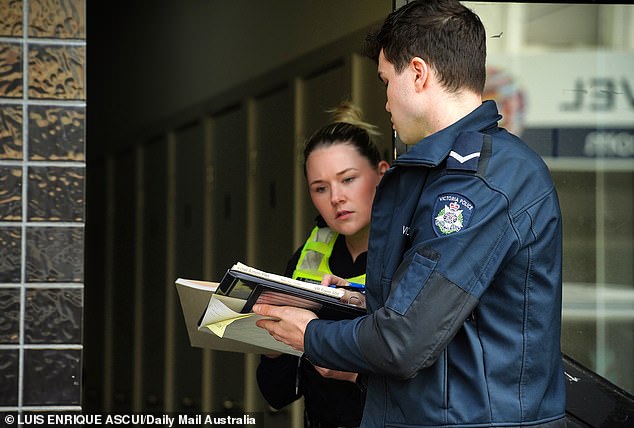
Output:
[0, 0, 85, 413]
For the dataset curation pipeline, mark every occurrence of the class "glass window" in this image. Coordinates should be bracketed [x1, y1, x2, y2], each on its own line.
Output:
[466, 2, 634, 395]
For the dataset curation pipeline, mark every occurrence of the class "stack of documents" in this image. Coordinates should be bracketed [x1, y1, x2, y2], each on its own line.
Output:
[175, 262, 366, 355]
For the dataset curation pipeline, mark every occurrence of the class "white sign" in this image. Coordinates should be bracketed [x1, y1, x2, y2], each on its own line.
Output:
[487, 51, 634, 127]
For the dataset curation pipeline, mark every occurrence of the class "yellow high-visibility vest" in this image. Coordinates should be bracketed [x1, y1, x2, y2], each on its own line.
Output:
[292, 226, 366, 285]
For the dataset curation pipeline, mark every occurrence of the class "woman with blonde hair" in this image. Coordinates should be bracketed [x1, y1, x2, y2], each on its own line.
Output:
[256, 101, 389, 428]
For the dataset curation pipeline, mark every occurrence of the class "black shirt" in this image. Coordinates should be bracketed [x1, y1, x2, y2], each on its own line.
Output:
[257, 230, 366, 428]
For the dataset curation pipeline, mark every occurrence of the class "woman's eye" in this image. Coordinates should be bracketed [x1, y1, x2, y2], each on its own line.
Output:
[343, 176, 355, 184]
[314, 186, 327, 193]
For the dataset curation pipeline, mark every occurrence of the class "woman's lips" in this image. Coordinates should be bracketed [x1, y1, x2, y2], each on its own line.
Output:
[336, 210, 353, 219]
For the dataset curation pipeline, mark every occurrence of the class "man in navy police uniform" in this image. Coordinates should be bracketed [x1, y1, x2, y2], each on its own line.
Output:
[254, 1, 566, 426]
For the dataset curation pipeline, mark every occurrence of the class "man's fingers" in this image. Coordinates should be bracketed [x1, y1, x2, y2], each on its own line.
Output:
[250, 305, 316, 352]
[252, 303, 279, 318]
[254, 306, 283, 334]
[255, 318, 276, 330]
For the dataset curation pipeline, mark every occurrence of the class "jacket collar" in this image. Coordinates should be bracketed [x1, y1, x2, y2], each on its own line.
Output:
[394, 100, 501, 167]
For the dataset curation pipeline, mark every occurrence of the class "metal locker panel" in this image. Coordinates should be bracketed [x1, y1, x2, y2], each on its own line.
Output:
[175, 123, 206, 279]
[298, 61, 351, 236]
[252, 86, 295, 274]
[210, 106, 248, 279]
[109, 149, 137, 412]
[247, 87, 297, 426]
[352, 53, 394, 163]
[172, 122, 206, 411]
[140, 137, 169, 411]
[208, 106, 248, 412]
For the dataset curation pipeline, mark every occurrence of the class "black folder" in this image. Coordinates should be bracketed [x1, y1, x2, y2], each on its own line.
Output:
[215, 263, 366, 320]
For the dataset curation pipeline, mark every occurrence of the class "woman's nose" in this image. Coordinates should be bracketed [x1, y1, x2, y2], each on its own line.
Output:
[330, 185, 345, 204]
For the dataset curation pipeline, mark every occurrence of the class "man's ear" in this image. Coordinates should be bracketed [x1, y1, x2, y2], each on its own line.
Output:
[377, 160, 390, 177]
[411, 57, 429, 92]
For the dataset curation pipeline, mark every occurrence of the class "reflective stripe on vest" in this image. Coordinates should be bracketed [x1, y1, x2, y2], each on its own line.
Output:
[292, 226, 366, 285]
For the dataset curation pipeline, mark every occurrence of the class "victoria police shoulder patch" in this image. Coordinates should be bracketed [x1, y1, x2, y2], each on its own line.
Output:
[433, 193, 475, 236]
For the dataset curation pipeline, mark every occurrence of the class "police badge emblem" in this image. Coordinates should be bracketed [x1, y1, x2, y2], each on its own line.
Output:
[433, 193, 475, 236]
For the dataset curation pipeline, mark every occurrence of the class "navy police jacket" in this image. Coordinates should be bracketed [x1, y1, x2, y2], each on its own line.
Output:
[304, 101, 566, 427]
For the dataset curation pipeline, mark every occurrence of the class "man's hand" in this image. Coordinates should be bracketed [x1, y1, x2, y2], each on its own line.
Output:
[253, 304, 318, 352]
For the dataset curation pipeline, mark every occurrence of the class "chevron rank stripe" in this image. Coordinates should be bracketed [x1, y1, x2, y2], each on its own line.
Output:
[449, 150, 481, 164]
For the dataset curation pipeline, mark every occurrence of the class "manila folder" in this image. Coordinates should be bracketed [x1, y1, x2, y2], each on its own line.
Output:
[175, 278, 277, 354]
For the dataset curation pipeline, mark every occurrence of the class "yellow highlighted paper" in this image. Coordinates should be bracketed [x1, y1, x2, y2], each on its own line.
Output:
[204, 313, 254, 337]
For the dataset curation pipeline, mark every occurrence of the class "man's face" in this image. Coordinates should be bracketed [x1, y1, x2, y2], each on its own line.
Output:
[378, 50, 422, 145]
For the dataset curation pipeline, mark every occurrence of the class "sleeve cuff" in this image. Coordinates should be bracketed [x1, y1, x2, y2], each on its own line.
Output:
[355, 372, 368, 393]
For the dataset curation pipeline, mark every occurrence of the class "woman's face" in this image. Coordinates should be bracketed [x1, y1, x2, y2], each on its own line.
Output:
[306, 143, 386, 238]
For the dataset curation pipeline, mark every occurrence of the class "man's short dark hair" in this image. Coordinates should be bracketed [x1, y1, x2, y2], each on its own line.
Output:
[365, 0, 487, 95]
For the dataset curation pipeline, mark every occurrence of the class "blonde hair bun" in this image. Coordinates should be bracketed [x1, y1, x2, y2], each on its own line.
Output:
[327, 101, 381, 137]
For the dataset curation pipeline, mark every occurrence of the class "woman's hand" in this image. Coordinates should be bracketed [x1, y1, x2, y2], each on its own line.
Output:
[321, 273, 348, 288]
[340, 290, 366, 308]
[312, 363, 358, 383]
[321, 274, 366, 309]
